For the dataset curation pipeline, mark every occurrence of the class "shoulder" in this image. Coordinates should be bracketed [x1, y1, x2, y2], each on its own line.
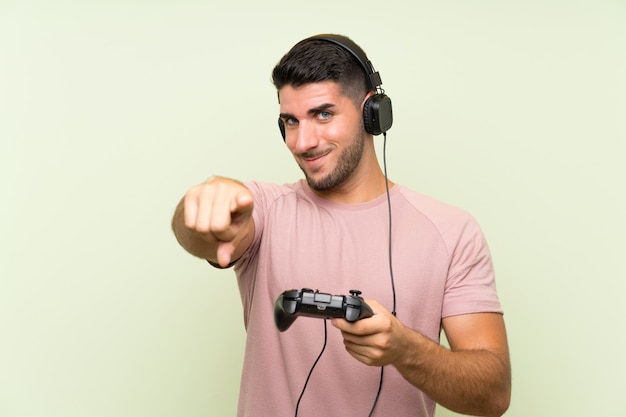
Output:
[243, 180, 319, 229]
[244, 180, 299, 197]
[393, 185, 487, 254]
[243, 180, 307, 209]
[394, 185, 477, 227]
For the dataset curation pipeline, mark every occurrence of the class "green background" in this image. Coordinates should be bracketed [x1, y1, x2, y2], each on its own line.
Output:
[2, 1, 624, 416]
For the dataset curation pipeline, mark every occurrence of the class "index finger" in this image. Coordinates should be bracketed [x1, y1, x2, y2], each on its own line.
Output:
[231, 191, 254, 215]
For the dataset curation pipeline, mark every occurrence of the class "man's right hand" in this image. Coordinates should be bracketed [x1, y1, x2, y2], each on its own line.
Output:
[173, 176, 254, 267]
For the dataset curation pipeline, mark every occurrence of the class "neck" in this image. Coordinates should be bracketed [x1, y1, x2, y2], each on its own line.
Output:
[311, 157, 393, 204]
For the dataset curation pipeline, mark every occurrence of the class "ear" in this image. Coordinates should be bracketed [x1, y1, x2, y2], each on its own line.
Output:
[360, 91, 375, 110]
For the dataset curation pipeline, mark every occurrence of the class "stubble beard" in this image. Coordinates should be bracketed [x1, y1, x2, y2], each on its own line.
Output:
[299, 128, 366, 192]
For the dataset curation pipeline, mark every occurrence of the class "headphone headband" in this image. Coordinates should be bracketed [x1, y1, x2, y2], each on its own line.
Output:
[304, 34, 383, 91]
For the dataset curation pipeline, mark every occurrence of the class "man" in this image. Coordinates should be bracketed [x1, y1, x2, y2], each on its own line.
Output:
[172, 34, 511, 417]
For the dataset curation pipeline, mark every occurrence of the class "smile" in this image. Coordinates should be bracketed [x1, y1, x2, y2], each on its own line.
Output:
[301, 150, 331, 167]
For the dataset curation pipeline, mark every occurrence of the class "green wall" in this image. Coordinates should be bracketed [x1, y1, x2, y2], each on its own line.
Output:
[1, 1, 624, 416]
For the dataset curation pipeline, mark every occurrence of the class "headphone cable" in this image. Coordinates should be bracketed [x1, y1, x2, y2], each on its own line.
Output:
[367, 131, 396, 417]
[382, 131, 397, 317]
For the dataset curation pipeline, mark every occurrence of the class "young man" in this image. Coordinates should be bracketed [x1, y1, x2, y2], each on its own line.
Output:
[172, 34, 511, 417]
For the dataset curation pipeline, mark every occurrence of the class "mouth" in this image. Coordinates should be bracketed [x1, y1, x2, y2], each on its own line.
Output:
[300, 149, 331, 168]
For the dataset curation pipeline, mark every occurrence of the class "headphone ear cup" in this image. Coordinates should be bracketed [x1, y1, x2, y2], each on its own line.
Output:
[363, 94, 393, 136]
[363, 97, 377, 135]
[278, 118, 286, 141]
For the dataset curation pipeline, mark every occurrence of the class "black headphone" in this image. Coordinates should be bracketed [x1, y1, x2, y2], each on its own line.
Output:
[278, 34, 393, 141]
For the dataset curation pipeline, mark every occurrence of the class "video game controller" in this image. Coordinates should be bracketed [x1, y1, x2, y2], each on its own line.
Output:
[274, 288, 374, 332]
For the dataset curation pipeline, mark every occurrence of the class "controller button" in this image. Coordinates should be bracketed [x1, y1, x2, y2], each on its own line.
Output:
[313, 293, 332, 303]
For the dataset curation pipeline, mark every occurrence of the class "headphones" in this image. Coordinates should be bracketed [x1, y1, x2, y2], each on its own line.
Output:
[278, 34, 393, 141]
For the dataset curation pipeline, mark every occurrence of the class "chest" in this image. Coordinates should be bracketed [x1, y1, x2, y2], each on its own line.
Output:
[256, 205, 450, 336]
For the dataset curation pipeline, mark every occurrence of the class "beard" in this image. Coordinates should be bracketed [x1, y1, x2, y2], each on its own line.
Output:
[298, 126, 366, 192]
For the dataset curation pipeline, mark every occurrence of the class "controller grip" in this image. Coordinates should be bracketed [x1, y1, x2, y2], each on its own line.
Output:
[274, 294, 297, 332]
[345, 304, 372, 322]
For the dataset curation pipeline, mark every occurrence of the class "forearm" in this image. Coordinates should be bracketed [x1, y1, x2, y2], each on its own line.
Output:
[394, 329, 511, 417]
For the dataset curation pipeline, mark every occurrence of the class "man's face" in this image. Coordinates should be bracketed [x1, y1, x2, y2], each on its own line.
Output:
[278, 81, 367, 192]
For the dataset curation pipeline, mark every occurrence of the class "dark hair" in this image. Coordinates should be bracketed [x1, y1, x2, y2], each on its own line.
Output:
[271, 37, 370, 106]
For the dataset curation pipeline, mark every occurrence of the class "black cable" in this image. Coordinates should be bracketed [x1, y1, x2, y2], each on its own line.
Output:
[294, 320, 328, 417]
[367, 131, 397, 417]
[382, 131, 397, 316]
[368, 366, 385, 417]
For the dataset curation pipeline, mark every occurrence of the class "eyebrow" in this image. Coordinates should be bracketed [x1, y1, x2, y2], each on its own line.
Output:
[279, 103, 336, 121]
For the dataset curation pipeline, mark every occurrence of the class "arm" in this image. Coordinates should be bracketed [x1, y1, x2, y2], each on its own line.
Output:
[332, 302, 511, 417]
[171, 176, 255, 267]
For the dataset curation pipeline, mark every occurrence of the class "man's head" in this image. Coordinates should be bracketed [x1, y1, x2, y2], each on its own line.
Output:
[272, 35, 391, 196]
[272, 35, 371, 109]
[273, 34, 392, 140]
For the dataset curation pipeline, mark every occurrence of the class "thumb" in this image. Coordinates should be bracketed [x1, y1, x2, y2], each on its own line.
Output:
[216, 241, 236, 268]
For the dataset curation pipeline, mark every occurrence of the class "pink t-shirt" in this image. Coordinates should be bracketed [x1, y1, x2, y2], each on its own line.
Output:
[232, 180, 502, 417]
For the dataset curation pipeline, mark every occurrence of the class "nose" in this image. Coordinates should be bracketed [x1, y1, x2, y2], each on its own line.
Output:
[290, 121, 319, 153]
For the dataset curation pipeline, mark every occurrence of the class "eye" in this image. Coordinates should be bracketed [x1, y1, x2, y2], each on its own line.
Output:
[317, 111, 332, 121]
[284, 117, 298, 127]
